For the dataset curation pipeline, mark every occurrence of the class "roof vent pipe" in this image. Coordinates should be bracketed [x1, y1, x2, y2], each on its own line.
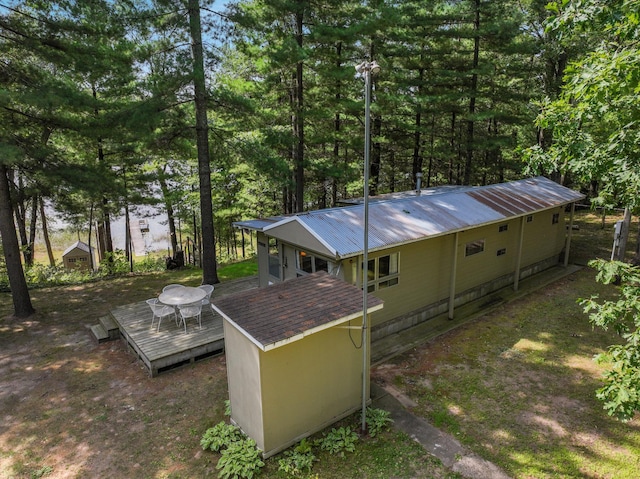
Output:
[416, 172, 423, 196]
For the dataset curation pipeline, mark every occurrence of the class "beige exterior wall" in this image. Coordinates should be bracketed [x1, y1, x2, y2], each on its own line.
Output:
[268, 221, 334, 258]
[255, 209, 569, 330]
[361, 237, 453, 328]
[224, 321, 265, 448]
[259, 320, 366, 456]
[456, 219, 519, 292]
[520, 208, 566, 267]
[343, 212, 567, 328]
[226, 317, 367, 457]
[62, 248, 93, 271]
[256, 232, 271, 287]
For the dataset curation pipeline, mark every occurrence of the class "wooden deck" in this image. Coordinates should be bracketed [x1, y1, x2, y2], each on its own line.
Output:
[109, 276, 258, 377]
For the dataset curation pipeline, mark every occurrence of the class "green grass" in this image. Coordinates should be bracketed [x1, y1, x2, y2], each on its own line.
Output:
[2, 209, 639, 478]
[217, 257, 258, 281]
[383, 210, 640, 479]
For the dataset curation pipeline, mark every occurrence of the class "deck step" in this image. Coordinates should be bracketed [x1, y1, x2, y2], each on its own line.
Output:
[99, 314, 120, 340]
[90, 324, 110, 343]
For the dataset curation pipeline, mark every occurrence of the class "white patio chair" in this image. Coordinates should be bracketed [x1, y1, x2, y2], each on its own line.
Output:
[162, 283, 183, 293]
[146, 298, 176, 332]
[177, 301, 203, 333]
[198, 284, 215, 306]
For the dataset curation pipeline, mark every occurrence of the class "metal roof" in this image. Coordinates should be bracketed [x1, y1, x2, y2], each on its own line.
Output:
[235, 176, 585, 260]
[62, 240, 93, 256]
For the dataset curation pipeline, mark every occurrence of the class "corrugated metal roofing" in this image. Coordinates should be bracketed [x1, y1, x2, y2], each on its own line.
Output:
[236, 176, 585, 259]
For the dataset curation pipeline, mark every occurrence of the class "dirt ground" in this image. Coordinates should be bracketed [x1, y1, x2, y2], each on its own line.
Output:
[2, 211, 638, 478]
[0, 278, 231, 479]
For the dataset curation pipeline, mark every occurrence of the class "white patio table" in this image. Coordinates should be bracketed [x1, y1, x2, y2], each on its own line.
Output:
[158, 286, 206, 306]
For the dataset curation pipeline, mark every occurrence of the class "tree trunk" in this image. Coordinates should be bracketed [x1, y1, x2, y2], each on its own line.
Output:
[93, 84, 114, 265]
[294, 8, 304, 213]
[0, 164, 35, 318]
[39, 198, 55, 267]
[158, 166, 178, 258]
[88, 203, 95, 270]
[27, 195, 37, 267]
[10, 172, 30, 266]
[449, 111, 456, 184]
[333, 41, 342, 208]
[464, 0, 480, 186]
[370, 115, 382, 195]
[412, 68, 425, 187]
[188, 0, 219, 284]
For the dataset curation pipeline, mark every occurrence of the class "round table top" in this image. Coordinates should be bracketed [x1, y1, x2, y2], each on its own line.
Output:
[158, 286, 207, 306]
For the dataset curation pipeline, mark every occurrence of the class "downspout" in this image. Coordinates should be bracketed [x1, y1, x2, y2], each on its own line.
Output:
[564, 202, 576, 267]
[448, 232, 459, 319]
[514, 216, 525, 291]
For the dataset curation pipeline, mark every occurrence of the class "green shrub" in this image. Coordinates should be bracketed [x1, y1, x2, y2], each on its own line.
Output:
[200, 422, 243, 452]
[217, 438, 265, 479]
[278, 439, 316, 476]
[365, 407, 394, 438]
[319, 426, 358, 456]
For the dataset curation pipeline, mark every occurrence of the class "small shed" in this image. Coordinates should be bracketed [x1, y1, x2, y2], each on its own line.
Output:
[62, 241, 96, 271]
[212, 271, 383, 458]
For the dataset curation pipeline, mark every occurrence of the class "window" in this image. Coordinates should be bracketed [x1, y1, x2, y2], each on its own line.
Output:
[465, 240, 485, 257]
[296, 250, 330, 276]
[526, 215, 533, 223]
[497, 248, 507, 256]
[499, 224, 508, 232]
[552, 213, 560, 224]
[364, 253, 399, 292]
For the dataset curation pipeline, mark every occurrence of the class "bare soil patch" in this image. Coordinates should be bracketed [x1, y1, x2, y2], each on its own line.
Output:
[1, 272, 452, 479]
[0, 274, 229, 479]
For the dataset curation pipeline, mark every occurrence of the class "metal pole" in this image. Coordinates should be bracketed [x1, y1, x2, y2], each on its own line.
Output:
[356, 60, 379, 433]
[361, 66, 371, 433]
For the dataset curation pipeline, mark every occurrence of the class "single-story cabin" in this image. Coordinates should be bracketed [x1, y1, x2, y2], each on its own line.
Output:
[235, 176, 585, 341]
[62, 240, 96, 271]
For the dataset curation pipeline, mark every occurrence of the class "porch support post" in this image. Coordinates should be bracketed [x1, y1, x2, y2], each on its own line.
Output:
[564, 202, 576, 267]
[448, 232, 459, 319]
[514, 216, 525, 291]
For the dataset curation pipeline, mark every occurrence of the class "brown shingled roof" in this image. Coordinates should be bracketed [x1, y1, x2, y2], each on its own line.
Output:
[212, 271, 383, 351]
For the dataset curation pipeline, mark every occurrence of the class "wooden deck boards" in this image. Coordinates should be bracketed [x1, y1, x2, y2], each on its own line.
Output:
[110, 276, 258, 376]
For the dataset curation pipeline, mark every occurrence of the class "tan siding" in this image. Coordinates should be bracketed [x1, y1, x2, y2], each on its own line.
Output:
[520, 208, 565, 267]
[456, 220, 520, 292]
[260, 322, 365, 455]
[256, 232, 270, 287]
[368, 236, 453, 327]
[268, 222, 334, 258]
[366, 212, 566, 325]
[224, 322, 265, 449]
